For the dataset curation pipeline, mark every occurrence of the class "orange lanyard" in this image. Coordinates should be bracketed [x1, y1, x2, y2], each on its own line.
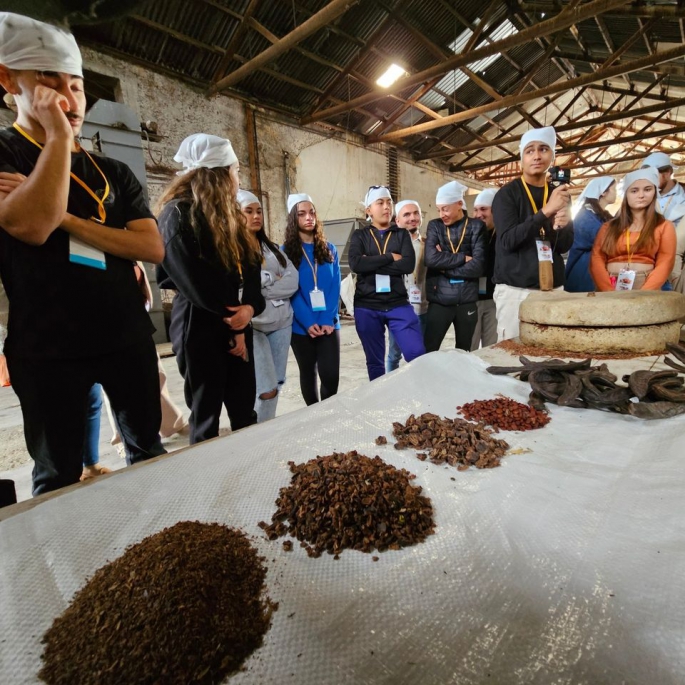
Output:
[370, 229, 392, 255]
[13, 122, 110, 224]
[301, 246, 319, 289]
[521, 178, 549, 237]
[625, 228, 638, 266]
[446, 217, 468, 254]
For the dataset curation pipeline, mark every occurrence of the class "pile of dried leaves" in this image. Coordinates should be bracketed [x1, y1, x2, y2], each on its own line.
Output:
[40, 522, 276, 685]
[259, 451, 435, 558]
[487, 343, 685, 419]
[391, 412, 510, 470]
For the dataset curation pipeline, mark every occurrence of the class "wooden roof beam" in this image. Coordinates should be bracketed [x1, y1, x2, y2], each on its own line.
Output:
[519, 2, 685, 18]
[302, 0, 630, 125]
[207, 0, 360, 95]
[452, 123, 685, 173]
[419, 93, 685, 161]
[373, 42, 685, 143]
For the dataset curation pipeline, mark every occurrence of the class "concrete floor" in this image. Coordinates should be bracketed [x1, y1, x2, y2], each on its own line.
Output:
[0, 320, 457, 503]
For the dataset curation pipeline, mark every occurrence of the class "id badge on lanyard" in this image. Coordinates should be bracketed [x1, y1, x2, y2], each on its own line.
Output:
[310, 288, 326, 311]
[536, 240, 553, 262]
[615, 269, 636, 291]
[408, 285, 422, 304]
[375, 274, 391, 293]
[69, 236, 107, 270]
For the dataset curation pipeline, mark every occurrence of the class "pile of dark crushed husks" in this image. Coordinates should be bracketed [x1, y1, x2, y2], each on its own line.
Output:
[392, 412, 510, 470]
[39, 521, 276, 685]
[258, 451, 435, 558]
[457, 396, 550, 431]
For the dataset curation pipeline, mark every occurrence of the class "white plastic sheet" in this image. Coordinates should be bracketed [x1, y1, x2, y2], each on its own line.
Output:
[1, 351, 685, 684]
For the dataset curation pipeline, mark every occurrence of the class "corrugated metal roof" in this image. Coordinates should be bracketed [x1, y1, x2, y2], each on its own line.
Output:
[69, 0, 685, 179]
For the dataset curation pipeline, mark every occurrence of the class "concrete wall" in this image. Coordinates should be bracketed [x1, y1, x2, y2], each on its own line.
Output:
[80, 47, 488, 241]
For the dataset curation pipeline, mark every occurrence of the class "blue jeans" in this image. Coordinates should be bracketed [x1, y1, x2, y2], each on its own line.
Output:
[386, 313, 427, 373]
[355, 304, 425, 381]
[82, 383, 103, 467]
[253, 326, 292, 422]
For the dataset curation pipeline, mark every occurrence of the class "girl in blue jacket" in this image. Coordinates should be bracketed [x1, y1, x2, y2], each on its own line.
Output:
[282, 193, 341, 405]
[565, 177, 615, 292]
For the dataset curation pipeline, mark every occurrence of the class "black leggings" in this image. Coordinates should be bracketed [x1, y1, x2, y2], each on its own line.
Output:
[290, 331, 340, 405]
[424, 302, 478, 352]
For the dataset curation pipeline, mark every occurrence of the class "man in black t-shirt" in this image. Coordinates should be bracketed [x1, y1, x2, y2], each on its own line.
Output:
[0, 13, 166, 495]
[491, 126, 573, 341]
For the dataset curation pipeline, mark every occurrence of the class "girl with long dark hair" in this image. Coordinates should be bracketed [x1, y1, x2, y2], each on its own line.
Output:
[590, 168, 676, 291]
[156, 134, 264, 443]
[565, 177, 616, 292]
[238, 189, 298, 422]
[282, 193, 341, 405]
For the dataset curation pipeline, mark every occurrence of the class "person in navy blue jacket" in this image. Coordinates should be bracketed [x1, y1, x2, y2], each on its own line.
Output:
[565, 177, 615, 292]
[349, 185, 425, 381]
[282, 193, 341, 405]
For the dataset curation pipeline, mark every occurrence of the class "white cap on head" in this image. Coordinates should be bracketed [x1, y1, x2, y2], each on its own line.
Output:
[520, 126, 556, 158]
[0, 12, 82, 77]
[364, 185, 393, 207]
[623, 167, 659, 193]
[174, 134, 238, 175]
[287, 193, 313, 213]
[583, 177, 615, 201]
[395, 200, 422, 221]
[642, 151, 674, 171]
[236, 189, 260, 208]
[436, 180, 468, 206]
[574, 176, 615, 210]
[474, 188, 498, 208]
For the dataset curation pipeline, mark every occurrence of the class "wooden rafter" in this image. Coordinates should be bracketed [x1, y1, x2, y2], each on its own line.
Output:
[373, 43, 685, 144]
[301, 0, 630, 125]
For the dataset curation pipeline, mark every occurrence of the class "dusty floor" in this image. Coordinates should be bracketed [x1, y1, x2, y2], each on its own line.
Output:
[0, 320, 458, 503]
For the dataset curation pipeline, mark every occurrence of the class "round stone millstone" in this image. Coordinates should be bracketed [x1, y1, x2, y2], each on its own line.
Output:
[519, 290, 685, 327]
[519, 320, 682, 354]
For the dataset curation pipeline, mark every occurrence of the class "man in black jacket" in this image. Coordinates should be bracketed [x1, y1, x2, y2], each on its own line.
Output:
[492, 126, 573, 341]
[471, 187, 498, 350]
[348, 185, 425, 380]
[424, 180, 486, 352]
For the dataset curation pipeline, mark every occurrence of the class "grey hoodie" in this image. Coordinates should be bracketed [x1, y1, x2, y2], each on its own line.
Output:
[252, 245, 299, 333]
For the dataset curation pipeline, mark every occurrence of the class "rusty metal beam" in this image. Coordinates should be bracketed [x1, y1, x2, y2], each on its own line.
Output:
[207, 0, 360, 95]
[301, 0, 630, 125]
[373, 42, 685, 143]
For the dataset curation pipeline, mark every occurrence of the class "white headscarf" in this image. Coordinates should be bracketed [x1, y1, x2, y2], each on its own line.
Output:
[623, 167, 660, 193]
[236, 189, 260, 208]
[436, 180, 467, 206]
[642, 151, 674, 171]
[575, 176, 615, 210]
[520, 126, 556, 158]
[364, 186, 393, 208]
[474, 188, 498, 207]
[173, 134, 238, 175]
[287, 193, 313, 213]
[0, 12, 82, 77]
[395, 200, 422, 223]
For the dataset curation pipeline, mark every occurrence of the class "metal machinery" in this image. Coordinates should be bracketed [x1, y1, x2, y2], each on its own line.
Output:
[81, 101, 167, 343]
[322, 217, 365, 279]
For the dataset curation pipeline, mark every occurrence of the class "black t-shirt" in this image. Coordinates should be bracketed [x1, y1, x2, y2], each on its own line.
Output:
[492, 178, 574, 289]
[0, 127, 155, 360]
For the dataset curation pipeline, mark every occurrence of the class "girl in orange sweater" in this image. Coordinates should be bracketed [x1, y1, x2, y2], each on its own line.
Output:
[591, 167, 676, 291]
